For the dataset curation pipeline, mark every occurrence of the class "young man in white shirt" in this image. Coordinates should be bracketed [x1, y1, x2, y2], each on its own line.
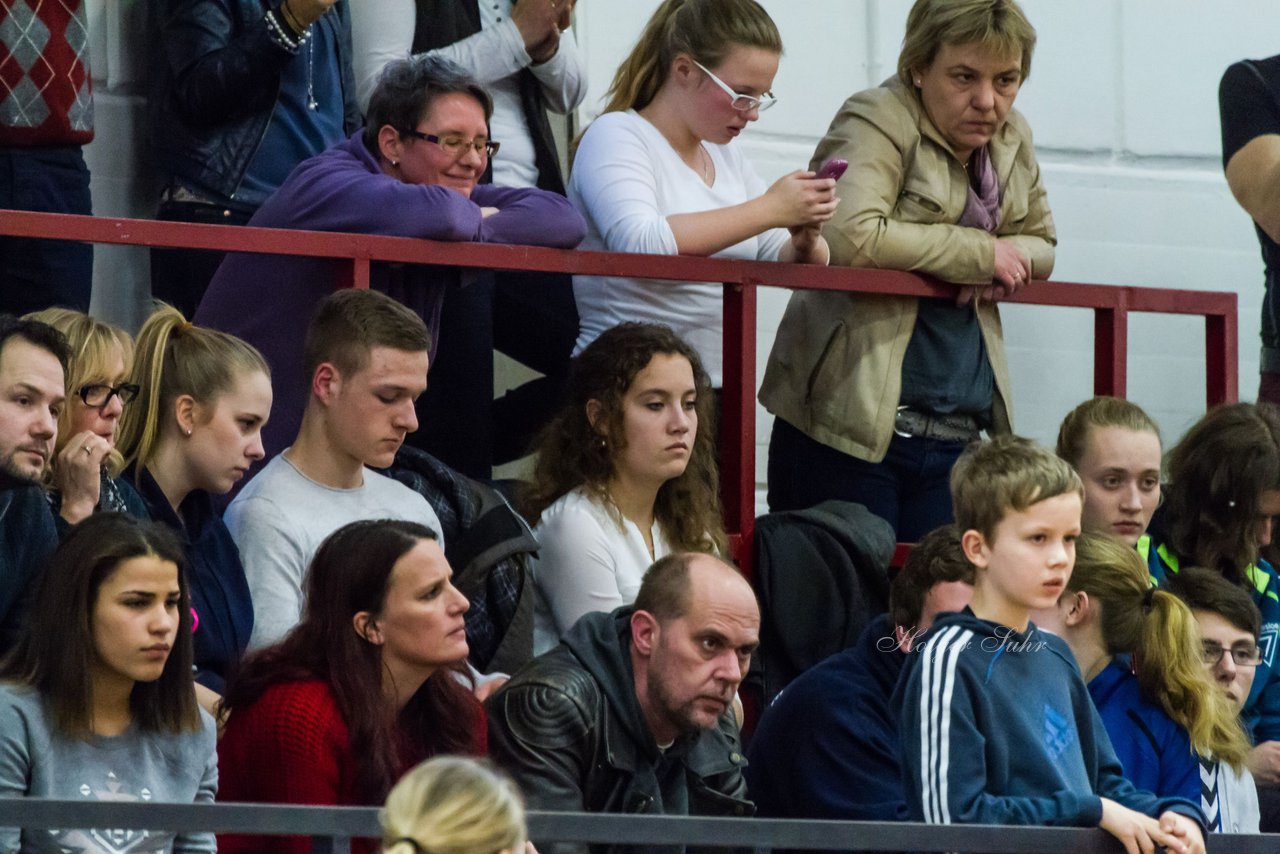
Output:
[225, 289, 444, 650]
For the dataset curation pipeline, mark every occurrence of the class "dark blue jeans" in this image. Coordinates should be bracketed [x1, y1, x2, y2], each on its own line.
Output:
[0, 146, 92, 313]
[767, 417, 963, 542]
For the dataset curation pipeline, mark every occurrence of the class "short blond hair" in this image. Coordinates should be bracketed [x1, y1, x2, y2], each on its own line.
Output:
[897, 0, 1036, 89]
[381, 758, 525, 854]
[951, 435, 1082, 541]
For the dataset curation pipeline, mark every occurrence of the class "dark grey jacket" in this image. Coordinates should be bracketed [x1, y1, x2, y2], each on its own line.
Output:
[150, 0, 360, 204]
[487, 608, 752, 854]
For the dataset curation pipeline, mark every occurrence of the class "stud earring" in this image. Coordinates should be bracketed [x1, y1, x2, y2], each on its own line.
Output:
[185, 428, 192, 436]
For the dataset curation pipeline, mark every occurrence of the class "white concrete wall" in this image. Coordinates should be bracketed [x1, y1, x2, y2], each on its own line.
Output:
[86, 1, 1280, 489]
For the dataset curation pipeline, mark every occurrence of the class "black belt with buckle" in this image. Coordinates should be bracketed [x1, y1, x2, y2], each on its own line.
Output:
[894, 407, 981, 443]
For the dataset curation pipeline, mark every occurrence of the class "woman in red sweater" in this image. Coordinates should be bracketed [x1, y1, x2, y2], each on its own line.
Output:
[217, 519, 485, 853]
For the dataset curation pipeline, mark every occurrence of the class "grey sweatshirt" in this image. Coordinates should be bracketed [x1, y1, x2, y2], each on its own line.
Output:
[0, 682, 217, 852]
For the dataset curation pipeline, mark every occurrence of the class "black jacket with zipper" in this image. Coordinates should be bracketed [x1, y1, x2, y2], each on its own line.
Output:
[487, 607, 753, 854]
[149, 0, 360, 205]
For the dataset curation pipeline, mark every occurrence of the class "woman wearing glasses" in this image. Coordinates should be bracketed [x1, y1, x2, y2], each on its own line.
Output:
[1031, 533, 1251, 803]
[24, 309, 147, 526]
[569, 0, 837, 390]
[760, 0, 1055, 540]
[195, 55, 585, 473]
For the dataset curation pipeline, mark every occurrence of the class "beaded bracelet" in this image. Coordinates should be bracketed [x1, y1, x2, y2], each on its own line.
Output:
[265, 6, 309, 52]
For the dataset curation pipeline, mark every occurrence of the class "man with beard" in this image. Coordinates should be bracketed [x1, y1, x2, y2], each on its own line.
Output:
[487, 552, 757, 852]
[0, 317, 66, 646]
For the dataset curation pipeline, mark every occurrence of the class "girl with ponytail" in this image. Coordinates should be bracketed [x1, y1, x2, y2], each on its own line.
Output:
[569, 0, 838, 389]
[115, 304, 272, 697]
[1032, 532, 1251, 801]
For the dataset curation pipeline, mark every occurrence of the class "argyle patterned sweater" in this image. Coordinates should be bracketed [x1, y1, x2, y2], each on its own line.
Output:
[0, 0, 93, 146]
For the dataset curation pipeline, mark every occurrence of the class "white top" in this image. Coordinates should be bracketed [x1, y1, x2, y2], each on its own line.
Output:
[224, 453, 445, 650]
[568, 109, 789, 385]
[349, 0, 587, 188]
[531, 486, 671, 654]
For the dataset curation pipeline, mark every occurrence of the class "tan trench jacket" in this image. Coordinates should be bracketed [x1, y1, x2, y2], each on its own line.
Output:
[758, 79, 1057, 463]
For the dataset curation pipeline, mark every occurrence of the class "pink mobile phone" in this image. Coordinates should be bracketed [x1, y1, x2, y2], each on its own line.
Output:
[815, 158, 848, 181]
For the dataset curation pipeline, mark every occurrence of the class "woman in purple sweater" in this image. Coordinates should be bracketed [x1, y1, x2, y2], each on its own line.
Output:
[196, 56, 586, 468]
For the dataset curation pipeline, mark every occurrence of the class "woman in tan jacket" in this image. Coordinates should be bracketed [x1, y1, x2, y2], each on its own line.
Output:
[759, 0, 1056, 540]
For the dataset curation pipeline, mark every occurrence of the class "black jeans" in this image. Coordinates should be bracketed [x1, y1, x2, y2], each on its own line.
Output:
[150, 199, 253, 318]
[767, 416, 963, 542]
[0, 146, 92, 314]
[410, 268, 579, 480]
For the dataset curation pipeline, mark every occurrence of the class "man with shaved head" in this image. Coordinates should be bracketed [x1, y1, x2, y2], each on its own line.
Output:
[487, 553, 759, 852]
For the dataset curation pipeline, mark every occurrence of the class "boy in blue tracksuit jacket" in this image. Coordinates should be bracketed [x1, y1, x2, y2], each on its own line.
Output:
[896, 437, 1206, 852]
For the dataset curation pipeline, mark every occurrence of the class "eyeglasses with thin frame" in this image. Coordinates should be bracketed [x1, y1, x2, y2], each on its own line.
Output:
[77, 383, 140, 409]
[401, 130, 500, 159]
[690, 59, 777, 113]
[1201, 640, 1263, 667]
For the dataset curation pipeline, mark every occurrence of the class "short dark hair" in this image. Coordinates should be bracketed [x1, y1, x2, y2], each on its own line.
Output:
[0, 314, 70, 376]
[363, 56, 494, 155]
[1166, 567, 1263, 641]
[889, 525, 973, 631]
[304, 289, 432, 379]
[635, 553, 694, 621]
[0, 513, 199, 737]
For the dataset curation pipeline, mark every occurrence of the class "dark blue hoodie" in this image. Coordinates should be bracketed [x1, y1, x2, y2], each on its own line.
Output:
[747, 613, 909, 821]
[896, 608, 1203, 828]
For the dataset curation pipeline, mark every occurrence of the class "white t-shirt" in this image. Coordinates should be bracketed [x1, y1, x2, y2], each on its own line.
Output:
[224, 453, 444, 650]
[569, 109, 789, 386]
[531, 486, 671, 654]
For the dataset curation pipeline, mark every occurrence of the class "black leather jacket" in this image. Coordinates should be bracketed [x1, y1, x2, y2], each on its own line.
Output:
[487, 609, 752, 854]
[149, 0, 360, 205]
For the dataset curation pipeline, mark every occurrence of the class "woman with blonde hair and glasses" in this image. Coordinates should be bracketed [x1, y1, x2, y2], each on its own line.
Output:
[24, 308, 147, 526]
[761, 0, 1055, 540]
[381, 757, 527, 854]
[569, 0, 837, 392]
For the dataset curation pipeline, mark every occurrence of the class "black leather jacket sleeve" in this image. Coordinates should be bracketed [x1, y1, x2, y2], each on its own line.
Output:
[156, 0, 294, 129]
[487, 669, 598, 815]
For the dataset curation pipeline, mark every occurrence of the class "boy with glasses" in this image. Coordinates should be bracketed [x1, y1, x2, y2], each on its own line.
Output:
[1168, 568, 1264, 833]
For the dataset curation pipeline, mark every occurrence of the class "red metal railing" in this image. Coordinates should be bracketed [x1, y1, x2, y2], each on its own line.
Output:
[0, 210, 1239, 575]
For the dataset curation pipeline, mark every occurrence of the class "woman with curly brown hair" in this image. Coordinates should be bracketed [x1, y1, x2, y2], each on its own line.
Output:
[521, 322, 725, 653]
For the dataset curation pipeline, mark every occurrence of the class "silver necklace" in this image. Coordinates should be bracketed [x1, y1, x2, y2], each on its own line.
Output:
[699, 145, 712, 184]
[306, 33, 318, 110]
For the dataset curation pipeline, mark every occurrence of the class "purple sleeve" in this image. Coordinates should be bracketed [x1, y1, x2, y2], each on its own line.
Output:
[470, 185, 588, 248]
[256, 151, 485, 242]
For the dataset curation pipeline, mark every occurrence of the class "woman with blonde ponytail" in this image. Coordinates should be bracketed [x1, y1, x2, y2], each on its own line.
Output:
[569, 0, 838, 388]
[1032, 533, 1252, 801]
[381, 757, 527, 854]
[115, 304, 272, 697]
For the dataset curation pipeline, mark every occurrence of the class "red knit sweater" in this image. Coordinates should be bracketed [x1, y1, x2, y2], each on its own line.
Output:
[0, 0, 94, 146]
[217, 679, 486, 854]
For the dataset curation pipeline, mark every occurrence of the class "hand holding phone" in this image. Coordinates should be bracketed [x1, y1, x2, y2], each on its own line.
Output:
[815, 158, 848, 181]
